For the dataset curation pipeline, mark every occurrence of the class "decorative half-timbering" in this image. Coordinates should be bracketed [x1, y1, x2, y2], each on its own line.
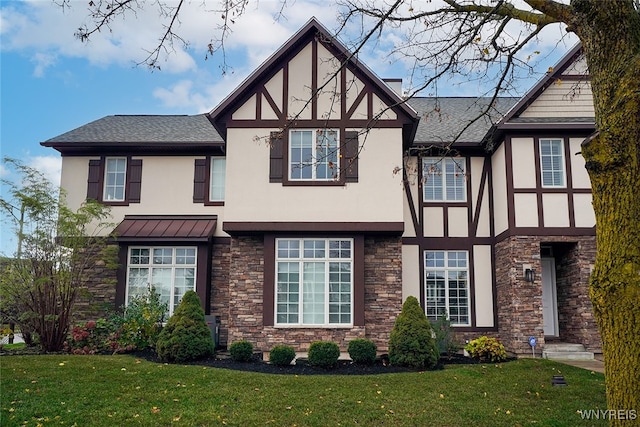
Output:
[42, 18, 600, 357]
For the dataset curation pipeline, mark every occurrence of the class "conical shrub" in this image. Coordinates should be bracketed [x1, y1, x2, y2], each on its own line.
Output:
[156, 291, 214, 363]
[388, 296, 439, 369]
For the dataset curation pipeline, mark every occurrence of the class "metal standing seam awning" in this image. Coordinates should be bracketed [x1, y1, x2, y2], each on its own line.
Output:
[112, 215, 217, 242]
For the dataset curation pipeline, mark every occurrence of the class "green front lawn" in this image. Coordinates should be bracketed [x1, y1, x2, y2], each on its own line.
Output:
[1, 355, 606, 426]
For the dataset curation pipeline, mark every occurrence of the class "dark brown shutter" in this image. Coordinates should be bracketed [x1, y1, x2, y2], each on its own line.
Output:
[269, 131, 284, 182]
[344, 131, 359, 182]
[193, 158, 207, 203]
[87, 159, 102, 201]
[127, 159, 142, 203]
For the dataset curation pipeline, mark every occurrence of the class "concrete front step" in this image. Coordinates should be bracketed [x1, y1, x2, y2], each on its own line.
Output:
[543, 343, 594, 360]
[544, 343, 586, 352]
[543, 351, 595, 360]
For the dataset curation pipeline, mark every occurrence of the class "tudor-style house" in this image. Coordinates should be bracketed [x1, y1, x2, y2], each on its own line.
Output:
[42, 18, 600, 357]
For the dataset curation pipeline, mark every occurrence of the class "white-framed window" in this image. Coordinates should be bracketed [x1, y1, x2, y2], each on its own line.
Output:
[539, 138, 566, 187]
[126, 246, 197, 317]
[424, 250, 470, 326]
[423, 157, 466, 202]
[275, 238, 353, 326]
[209, 157, 226, 201]
[104, 157, 127, 201]
[289, 129, 339, 180]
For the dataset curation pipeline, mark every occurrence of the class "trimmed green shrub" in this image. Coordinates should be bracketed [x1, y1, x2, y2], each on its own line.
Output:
[465, 336, 507, 362]
[155, 291, 214, 363]
[388, 296, 439, 369]
[308, 341, 340, 367]
[269, 345, 296, 366]
[432, 313, 458, 359]
[114, 288, 167, 352]
[229, 340, 254, 362]
[348, 338, 377, 364]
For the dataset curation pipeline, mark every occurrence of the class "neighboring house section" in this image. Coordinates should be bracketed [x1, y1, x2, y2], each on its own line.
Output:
[42, 19, 600, 355]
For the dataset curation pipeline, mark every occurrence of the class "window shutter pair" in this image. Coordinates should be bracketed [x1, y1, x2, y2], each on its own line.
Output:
[268, 130, 359, 182]
[86, 158, 142, 203]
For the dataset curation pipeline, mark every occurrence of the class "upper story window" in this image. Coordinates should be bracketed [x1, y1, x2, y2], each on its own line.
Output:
[193, 156, 225, 205]
[423, 157, 466, 202]
[87, 157, 142, 205]
[289, 129, 339, 180]
[104, 157, 127, 201]
[209, 157, 226, 202]
[539, 138, 566, 188]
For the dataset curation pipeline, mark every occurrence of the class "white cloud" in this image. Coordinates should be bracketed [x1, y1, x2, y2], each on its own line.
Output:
[31, 52, 57, 77]
[28, 155, 62, 188]
[2, 0, 578, 113]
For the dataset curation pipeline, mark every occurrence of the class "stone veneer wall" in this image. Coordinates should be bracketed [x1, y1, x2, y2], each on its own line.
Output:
[554, 237, 601, 352]
[209, 240, 231, 347]
[495, 235, 600, 354]
[363, 236, 403, 352]
[226, 236, 265, 348]
[225, 235, 403, 352]
[73, 244, 119, 322]
[495, 236, 545, 354]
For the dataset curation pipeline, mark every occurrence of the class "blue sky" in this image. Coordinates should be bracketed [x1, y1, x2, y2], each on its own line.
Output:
[0, 0, 576, 256]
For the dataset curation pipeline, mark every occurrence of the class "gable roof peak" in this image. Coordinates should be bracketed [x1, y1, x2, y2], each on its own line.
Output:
[207, 17, 418, 141]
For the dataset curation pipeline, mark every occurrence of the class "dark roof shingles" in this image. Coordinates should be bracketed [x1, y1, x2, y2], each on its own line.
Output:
[407, 97, 518, 144]
[44, 114, 222, 144]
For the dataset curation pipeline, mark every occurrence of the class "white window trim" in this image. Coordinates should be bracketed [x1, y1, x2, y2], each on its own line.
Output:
[424, 250, 471, 327]
[422, 157, 467, 202]
[103, 157, 127, 202]
[539, 138, 566, 188]
[125, 246, 197, 317]
[288, 129, 340, 181]
[274, 238, 354, 328]
[209, 157, 226, 202]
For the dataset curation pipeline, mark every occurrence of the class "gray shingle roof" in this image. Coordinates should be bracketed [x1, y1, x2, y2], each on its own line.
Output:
[44, 114, 222, 144]
[43, 98, 517, 148]
[407, 97, 518, 144]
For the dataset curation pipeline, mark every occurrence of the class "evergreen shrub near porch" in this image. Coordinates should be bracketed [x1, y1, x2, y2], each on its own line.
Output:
[156, 291, 214, 363]
[388, 296, 439, 369]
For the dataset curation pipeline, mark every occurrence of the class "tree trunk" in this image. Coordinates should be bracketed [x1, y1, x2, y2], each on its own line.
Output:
[572, 1, 640, 423]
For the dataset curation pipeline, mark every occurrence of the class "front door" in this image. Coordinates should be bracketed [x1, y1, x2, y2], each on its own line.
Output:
[541, 257, 559, 337]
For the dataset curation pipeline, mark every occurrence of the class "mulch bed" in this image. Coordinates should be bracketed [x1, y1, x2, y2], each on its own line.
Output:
[1, 347, 514, 375]
[129, 350, 496, 375]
